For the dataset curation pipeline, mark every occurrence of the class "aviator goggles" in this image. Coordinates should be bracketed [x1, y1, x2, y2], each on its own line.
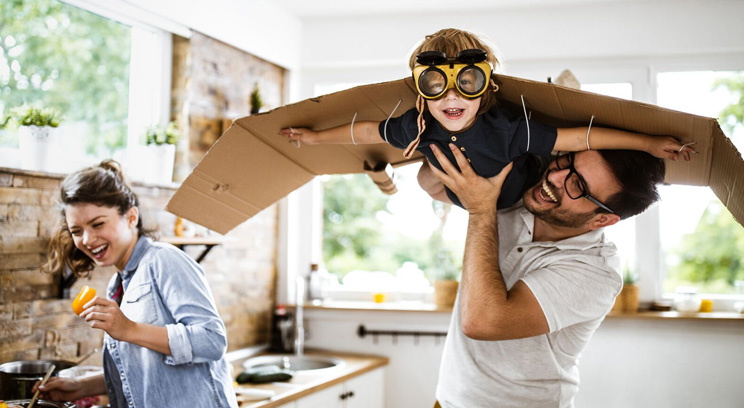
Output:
[412, 49, 492, 100]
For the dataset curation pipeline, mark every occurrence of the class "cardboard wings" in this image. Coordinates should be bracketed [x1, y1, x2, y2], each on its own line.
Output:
[166, 75, 744, 234]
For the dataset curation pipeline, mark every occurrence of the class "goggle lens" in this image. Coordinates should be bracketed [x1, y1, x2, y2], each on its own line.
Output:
[419, 69, 447, 97]
[457, 66, 486, 96]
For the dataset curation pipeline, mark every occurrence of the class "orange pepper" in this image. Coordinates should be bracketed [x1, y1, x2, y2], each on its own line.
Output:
[72, 285, 97, 315]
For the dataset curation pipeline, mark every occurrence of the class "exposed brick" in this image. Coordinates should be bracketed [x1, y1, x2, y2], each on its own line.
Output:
[0, 236, 48, 253]
[12, 175, 62, 190]
[0, 269, 54, 287]
[0, 304, 12, 320]
[0, 186, 55, 205]
[14, 299, 70, 319]
[0, 173, 12, 187]
[0, 348, 39, 363]
[0, 319, 32, 338]
[8, 204, 57, 221]
[0, 220, 39, 237]
[0, 331, 44, 351]
[39, 341, 78, 360]
[30, 313, 80, 332]
[0, 204, 7, 220]
[0, 253, 45, 271]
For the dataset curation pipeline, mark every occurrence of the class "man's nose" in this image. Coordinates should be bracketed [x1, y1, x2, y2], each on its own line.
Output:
[546, 168, 569, 188]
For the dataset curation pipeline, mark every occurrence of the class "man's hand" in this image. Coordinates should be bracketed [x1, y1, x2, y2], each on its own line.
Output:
[428, 143, 513, 215]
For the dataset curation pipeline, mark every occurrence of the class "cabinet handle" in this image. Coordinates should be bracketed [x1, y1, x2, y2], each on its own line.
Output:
[348, 391, 355, 398]
[340, 392, 348, 400]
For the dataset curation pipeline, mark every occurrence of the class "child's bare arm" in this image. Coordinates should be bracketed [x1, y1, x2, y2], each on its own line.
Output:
[554, 127, 695, 161]
[279, 121, 382, 145]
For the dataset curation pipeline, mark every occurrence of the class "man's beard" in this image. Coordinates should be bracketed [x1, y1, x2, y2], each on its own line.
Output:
[523, 180, 598, 229]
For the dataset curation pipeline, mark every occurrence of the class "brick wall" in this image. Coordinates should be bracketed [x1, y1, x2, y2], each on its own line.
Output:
[0, 168, 278, 365]
[0, 30, 285, 365]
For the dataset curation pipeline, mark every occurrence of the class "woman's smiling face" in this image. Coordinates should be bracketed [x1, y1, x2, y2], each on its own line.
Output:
[65, 203, 139, 271]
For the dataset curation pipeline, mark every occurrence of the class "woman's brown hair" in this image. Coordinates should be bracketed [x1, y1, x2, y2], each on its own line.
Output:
[44, 160, 152, 277]
[408, 28, 502, 115]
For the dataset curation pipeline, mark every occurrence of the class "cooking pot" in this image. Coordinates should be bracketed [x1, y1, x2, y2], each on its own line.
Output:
[0, 399, 77, 407]
[0, 360, 77, 400]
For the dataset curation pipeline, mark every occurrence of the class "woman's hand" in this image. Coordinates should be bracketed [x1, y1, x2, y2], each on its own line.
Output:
[278, 127, 320, 145]
[80, 296, 136, 342]
[428, 143, 513, 215]
[647, 136, 695, 161]
[33, 377, 86, 402]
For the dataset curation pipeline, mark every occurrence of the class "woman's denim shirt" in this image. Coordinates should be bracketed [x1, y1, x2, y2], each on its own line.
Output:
[103, 236, 238, 408]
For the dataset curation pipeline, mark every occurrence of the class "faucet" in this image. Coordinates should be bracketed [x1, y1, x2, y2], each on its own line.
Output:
[294, 275, 305, 356]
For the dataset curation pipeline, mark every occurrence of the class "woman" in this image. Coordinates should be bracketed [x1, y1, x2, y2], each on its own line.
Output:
[38, 160, 238, 408]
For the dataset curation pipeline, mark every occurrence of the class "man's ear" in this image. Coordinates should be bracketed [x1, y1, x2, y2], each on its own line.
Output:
[588, 213, 620, 230]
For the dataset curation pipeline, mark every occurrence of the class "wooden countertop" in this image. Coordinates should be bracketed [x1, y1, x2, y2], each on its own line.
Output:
[232, 349, 389, 408]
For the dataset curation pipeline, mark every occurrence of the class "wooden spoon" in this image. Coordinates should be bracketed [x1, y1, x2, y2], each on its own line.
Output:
[28, 363, 55, 408]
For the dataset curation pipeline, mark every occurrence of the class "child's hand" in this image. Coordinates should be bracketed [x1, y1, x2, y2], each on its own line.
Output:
[647, 136, 696, 161]
[279, 127, 319, 145]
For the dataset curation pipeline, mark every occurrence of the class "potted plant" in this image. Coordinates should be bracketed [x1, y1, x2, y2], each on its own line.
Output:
[250, 82, 263, 115]
[2, 104, 63, 171]
[143, 121, 179, 184]
[613, 267, 640, 313]
[432, 249, 460, 308]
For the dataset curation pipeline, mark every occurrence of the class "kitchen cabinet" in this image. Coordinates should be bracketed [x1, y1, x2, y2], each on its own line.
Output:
[288, 368, 385, 408]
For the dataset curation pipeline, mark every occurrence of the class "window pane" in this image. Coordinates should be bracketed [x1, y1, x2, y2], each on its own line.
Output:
[0, 0, 131, 166]
[580, 82, 635, 275]
[321, 163, 466, 283]
[657, 70, 744, 295]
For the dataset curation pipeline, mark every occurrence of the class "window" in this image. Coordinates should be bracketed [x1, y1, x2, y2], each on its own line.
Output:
[581, 82, 636, 277]
[0, 0, 170, 175]
[656, 70, 744, 295]
[320, 163, 466, 294]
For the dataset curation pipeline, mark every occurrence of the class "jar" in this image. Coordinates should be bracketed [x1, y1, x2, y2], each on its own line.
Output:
[674, 286, 701, 313]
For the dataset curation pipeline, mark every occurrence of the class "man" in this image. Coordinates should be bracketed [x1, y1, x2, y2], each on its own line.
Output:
[423, 143, 666, 408]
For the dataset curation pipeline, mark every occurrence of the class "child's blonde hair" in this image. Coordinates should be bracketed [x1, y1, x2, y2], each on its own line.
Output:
[409, 28, 501, 115]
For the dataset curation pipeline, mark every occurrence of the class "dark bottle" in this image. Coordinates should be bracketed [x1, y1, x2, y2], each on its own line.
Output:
[269, 304, 294, 353]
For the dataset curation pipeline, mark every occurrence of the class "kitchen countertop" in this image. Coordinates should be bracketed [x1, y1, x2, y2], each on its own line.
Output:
[230, 349, 389, 408]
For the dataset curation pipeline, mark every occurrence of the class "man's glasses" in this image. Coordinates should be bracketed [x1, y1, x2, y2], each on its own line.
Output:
[554, 152, 615, 214]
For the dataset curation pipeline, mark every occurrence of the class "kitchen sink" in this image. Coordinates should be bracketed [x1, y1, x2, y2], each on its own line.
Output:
[242, 355, 345, 373]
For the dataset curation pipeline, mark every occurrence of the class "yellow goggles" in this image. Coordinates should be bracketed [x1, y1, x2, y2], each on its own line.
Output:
[412, 49, 492, 100]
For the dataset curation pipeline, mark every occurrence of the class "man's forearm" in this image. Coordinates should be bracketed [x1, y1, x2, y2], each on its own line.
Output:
[460, 210, 509, 335]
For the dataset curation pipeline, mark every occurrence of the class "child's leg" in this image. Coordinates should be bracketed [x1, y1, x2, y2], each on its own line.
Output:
[417, 160, 453, 204]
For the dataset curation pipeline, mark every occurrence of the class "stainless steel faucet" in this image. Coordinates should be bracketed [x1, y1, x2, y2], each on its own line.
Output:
[294, 275, 304, 356]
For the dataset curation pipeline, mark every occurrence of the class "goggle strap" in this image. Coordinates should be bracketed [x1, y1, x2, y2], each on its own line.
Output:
[520, 94, 531, 152]
[383, 98, 403, 145]
[403, 95, 426, 158]
[490, 78, 499, 93]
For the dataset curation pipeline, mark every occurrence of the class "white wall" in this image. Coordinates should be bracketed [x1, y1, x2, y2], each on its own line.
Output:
[296, 0, 744, 99]
[304, 310, 744, 408]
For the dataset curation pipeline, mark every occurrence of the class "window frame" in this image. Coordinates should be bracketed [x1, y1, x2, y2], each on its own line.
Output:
[2, 0, 191, 174]
[279, 51, 744, 309]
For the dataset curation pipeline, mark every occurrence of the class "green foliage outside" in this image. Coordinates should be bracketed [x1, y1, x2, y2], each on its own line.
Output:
[250, 82, 263, 115]
[665, 72, 744, 294]
[2, 104, 63, 127]
[666, 200, 744, 294]
[322, 169, 463, 281]
[145, 121, 178, 145]
[0, 0, 131, 155]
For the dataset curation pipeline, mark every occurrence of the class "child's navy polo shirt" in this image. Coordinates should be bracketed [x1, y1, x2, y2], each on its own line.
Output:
[379, 105, 557, 209]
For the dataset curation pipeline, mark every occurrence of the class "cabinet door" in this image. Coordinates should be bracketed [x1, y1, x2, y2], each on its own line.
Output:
[296, 382, 345, 408]
[345, 368, 385, 408]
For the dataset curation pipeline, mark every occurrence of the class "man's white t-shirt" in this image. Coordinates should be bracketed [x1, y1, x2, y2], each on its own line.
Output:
[436, 203, 623, 408]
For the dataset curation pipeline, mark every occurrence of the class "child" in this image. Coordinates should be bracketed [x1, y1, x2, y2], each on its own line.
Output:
[280, 28, 693, 210]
